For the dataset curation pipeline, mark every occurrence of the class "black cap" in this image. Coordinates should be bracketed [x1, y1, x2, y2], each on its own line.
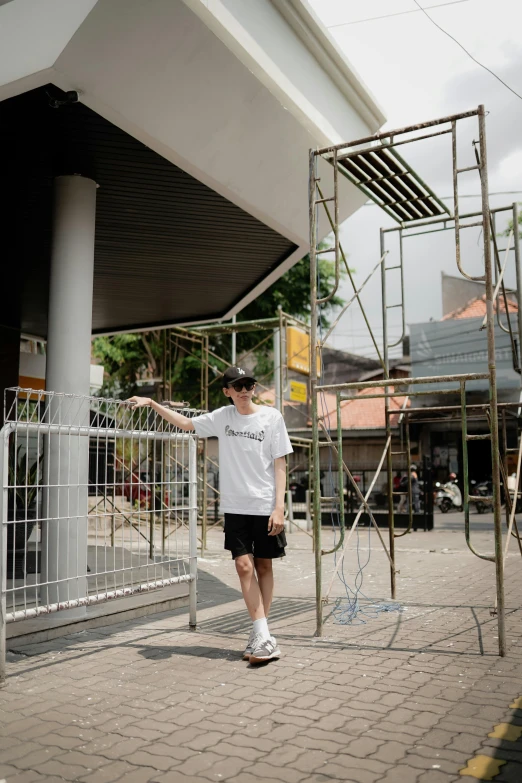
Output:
[222, 366, 257, 387]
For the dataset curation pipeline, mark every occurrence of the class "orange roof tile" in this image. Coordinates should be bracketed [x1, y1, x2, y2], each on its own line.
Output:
[256, 386, 410, 430]
[319, 387, 410, 431]
[255, 387, 300, 409]
[442, 294, 518, 320]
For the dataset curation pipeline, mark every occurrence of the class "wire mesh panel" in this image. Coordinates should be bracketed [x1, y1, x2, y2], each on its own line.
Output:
[0, 388, 200, 679]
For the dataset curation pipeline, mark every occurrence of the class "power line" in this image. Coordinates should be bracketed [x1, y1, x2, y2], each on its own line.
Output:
[327, 0, 470, 28]
[412, 0, 522, 102]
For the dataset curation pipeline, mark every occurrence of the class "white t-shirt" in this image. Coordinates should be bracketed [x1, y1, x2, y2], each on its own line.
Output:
[192, 405, 293, 515]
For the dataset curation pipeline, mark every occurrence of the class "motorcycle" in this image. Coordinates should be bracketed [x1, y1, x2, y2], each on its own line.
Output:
[435, 480, 462, 513]
[470, 479, 493, 514]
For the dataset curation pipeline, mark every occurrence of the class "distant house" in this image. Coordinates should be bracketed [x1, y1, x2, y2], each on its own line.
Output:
[411, 294, 519, 397]
[321, 347, 381, 386]
[315, 387, 410, 470]
[441, 293, 518, 321]
[410, 294, 520, 483]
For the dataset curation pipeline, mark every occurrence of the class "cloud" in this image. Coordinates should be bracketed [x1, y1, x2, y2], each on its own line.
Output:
[310, 0, 522, 357]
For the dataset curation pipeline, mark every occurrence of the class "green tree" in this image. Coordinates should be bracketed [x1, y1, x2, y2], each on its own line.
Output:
[92, 332, 162, 400]
[92, 247, 344, 406]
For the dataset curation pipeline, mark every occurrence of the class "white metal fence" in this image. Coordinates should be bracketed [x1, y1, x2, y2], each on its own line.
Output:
[0, 388, 200, 683]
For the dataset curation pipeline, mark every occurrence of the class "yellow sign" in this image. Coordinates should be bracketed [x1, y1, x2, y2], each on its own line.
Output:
[286, 327, 321, 377]
[287, 326, 309, 374]
[289, 380, 307, 403]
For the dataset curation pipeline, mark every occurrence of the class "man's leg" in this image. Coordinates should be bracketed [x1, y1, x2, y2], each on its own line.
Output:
[253, 557, 274, 617]
[235, 554, 265, 620]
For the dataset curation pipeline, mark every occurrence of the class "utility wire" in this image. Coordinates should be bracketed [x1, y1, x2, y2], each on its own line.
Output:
[327, 0, 470, 28]
[412, 0, 522, 102]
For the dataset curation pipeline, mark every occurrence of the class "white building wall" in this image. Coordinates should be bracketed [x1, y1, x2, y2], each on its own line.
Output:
[0, 0, 97, 99]
[0, 0, 385, 316]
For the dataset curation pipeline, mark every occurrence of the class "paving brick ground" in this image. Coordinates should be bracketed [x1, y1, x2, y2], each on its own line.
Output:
[1, 512, 522, 782]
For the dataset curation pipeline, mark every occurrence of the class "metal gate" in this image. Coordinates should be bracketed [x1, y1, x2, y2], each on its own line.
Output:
[0, 388, 199, 683]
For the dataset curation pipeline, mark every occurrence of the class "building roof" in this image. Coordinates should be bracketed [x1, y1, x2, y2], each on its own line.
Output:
[441, 294, 518, 321]
[255, 387, 301, 410]
[357, 360, 410, 383]
[256, 384, 410, 431]
[1, 0, 386, 337]
[2, 86, 295, 337]
[320, 346, 381, 386]
[319, 387, 410, 431]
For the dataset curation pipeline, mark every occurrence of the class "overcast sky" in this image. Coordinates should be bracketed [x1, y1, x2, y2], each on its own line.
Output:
[308, 0, 522, 358]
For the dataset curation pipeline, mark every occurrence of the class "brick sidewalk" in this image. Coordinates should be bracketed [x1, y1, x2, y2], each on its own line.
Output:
[1, 517, 522, 783]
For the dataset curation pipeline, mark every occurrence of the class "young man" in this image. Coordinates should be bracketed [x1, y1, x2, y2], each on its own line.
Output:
[127, 366, 293, 664]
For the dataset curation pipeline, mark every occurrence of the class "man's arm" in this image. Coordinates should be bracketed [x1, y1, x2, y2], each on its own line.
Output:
[126, 396, 195, 432]
[268, 456, 286, 536]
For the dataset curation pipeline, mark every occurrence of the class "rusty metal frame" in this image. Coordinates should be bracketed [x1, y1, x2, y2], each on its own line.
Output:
[309, 105, 521, 656]
[162, 313, 314, 552]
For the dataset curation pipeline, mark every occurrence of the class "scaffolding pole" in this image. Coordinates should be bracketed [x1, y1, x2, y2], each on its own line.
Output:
[309, 104, 511, 656]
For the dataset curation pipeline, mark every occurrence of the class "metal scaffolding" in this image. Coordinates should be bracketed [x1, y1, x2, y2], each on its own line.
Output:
[309, 105, 522, 656]
[160, 312, 314, 552]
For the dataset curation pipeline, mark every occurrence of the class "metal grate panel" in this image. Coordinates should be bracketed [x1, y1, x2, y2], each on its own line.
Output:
[338, 145, 450, 223]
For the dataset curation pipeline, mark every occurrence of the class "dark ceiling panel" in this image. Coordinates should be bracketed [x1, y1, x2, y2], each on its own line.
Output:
[0, 85, 297, 337]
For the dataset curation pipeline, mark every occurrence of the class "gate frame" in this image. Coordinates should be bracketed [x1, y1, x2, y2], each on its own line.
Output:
[0, 405, 199, 685]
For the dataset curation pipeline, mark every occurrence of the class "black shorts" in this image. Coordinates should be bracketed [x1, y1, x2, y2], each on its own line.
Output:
[224, 513, 287, 560]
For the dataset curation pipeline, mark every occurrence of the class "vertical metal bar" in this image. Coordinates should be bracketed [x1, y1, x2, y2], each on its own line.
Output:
[513, 203, 522, 408]
[279, 307, 286, 409]
[333, 148, 340, 298]
[149, 438, 155, 561]
[0, 428, 9, 685]
[201, 335, 209, 554]
[398, 229, 406, 346]
[388, 229, 407, 349]
[274, 323, 282, 414]
[406, 417, 413, 534]
[381, 228, 396, 598]
[460, 381, 471, 550]
[316, 151, 340, 305]
[283, 317, 291, 518]
[479, 105, 506, 656]
[337, 393, 345, 548]
[451, 121, 462, 275]
[501, 411, 510, 532]
[310, 149, 322, 636]
[188, 434, 197, 629]
[161, 331, 168, 558]
[286, 488, 294, 533]
[231, 315, 237, 365]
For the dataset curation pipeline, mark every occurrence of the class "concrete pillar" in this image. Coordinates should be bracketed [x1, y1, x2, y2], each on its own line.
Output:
[42, 175, 97, 610]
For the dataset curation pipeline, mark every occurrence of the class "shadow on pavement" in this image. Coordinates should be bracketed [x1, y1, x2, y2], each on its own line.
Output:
[136, 644, 241, 661]
[198, 596, 315, 636]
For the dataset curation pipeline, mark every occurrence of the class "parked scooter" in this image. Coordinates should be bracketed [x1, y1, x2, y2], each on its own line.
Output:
[470, 479, 493, 514]
[435, 473, 462, 513]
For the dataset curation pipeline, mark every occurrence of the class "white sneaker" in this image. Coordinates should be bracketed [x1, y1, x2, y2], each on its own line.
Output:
[249, 635, 281, 664]
[243, 630, 262, 661]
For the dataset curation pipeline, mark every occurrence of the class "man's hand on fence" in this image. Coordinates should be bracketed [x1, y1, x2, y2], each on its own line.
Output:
[126, 396, 152, 408]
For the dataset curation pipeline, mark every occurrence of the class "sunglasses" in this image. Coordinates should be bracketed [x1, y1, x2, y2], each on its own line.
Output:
[228, 381, 255, 392]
